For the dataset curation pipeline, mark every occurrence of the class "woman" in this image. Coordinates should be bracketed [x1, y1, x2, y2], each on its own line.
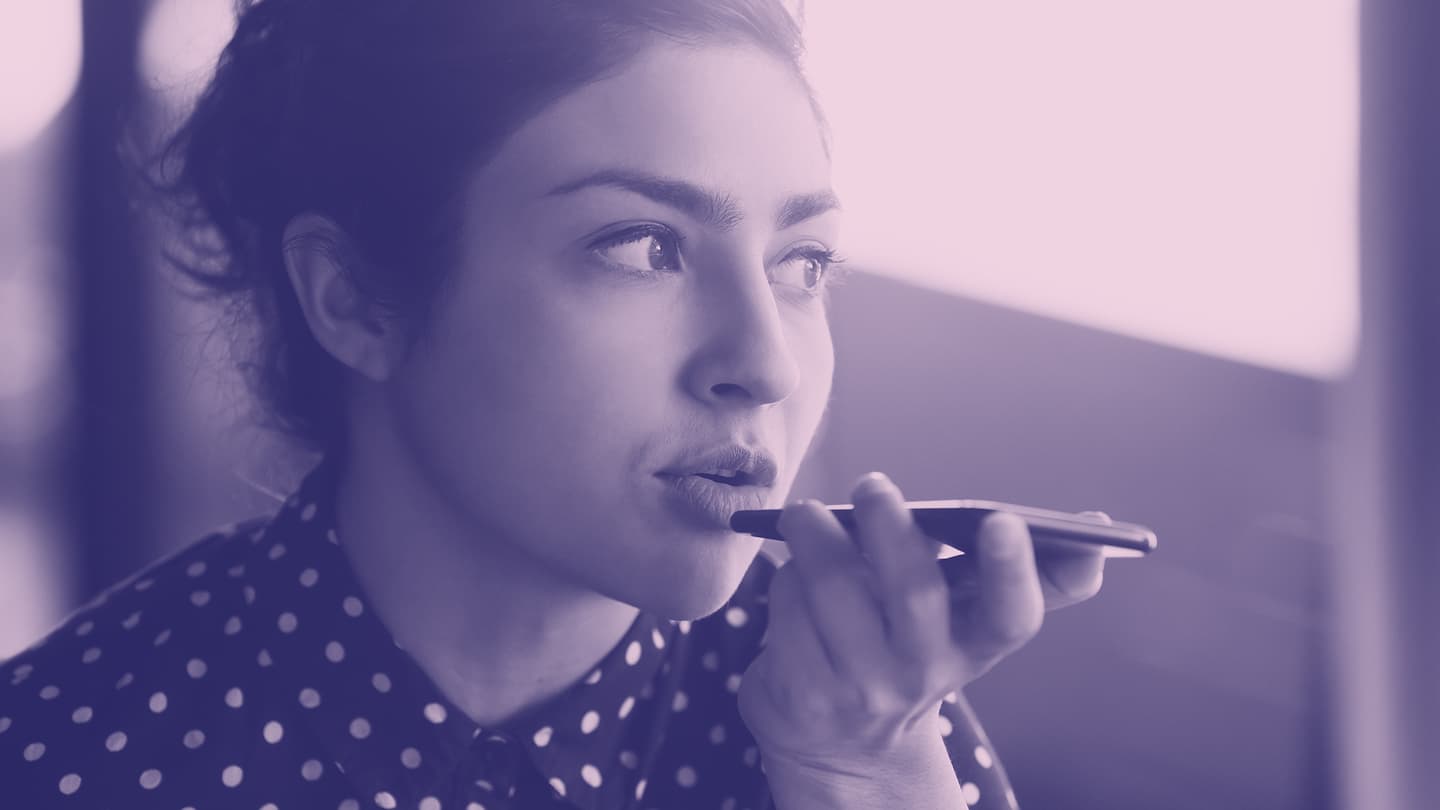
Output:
[0, 1, 1105, 807]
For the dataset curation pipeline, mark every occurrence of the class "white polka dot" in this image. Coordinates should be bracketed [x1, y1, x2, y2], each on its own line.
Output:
[548, 777, 566, 797]
[339, 800, 359, 810]
[672, 691, 688, 712]
[38, 684, 59, 700]
[268, 543, 286, 560]
[618, 696, 635, 719]
[23, 742, 45, 761]
[619, 750, 638, 769]
[635, 778, 648, 800]
[961, 781, 981, 806]
[186, 658, 207, 678]
[944, 690, 960, 704]
[149, 692, 168, 713]
[580, 710, 600, 734]
[122, 610, 142, 629]
[301, 502, 318, 521]
[375, 791, 397, 808]
[350, 717, 371, 739]
[725, 673, 743, 693]
[466, 804, 485, 810]
[742, 746, 758, 767]
[709, 724, 726, 744]
[224, 616, 242, 635]
[153, 628, 172, 646]
[301, 759, 324, 780]
[581, 763, 603, 787]
[81, 647, 102, 664]
[676, 765, 697, 787]
[183, 729, 205, 749]
[639, 682, 654, 699]
[263, 720, 284, 743]
[0, 716, 9, 734]
[190, 590, 211, 607]
[325, 641, 346, 663]
[624, 640, 642, 665]
[225, 687, 245, 708]
[725, 606, 749, 627]
[58, 773, 81, 795]
[975, 744, 994, 769]
[583, 669, 602, 686]
[533, 726, 553, 747]
[938, 713, 954, 737]
[140, 768, 162, 789]
[299, 568, 320, 587]
[277, 612, 298, 633]
[187, 560, 206, 577]
[261, 804, 278, 810]
[701, 651, 719, 671]
[71, 706, 92, 724]
[343, 596, 364, 617]
[258, 648, 273, 667]
[299, 688, 321, 708]
[327, 529, 340, 545]
[221, 765, 243, 787]
[419, 798, 441, 810]
[401, 747, 422, 769]
[115, 672, 134, 689]
[424, 703, 446, 724]
[227, 564, 245, 578]
[76, 620, 94, 636]
[474, 779, 494, 792]
[651, 628, 666, 649]
[106, 731, 127, 752]
[372, 672, 391, 693]
[243, 586, 256, 605]
[677, 619, 692, 633]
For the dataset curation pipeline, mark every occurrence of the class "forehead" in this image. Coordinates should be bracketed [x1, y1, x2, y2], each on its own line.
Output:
[471, 42, 831, 211]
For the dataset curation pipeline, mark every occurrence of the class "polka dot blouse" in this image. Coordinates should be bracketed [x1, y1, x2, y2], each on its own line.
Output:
[1, 458, 1018, 809]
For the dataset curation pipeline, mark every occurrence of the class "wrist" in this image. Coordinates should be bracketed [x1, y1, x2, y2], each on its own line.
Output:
[760, 725, 963, 810]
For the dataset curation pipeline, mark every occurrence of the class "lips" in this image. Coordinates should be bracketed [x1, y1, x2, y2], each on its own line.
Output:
[660, 444, 779, 488]
[655, 472, 772, 532]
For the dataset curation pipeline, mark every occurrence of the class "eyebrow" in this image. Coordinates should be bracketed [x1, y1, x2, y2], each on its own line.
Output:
[545, 169, 841, 232]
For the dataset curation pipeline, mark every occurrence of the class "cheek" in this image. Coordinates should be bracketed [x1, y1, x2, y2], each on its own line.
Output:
[782, 317, 836, 454]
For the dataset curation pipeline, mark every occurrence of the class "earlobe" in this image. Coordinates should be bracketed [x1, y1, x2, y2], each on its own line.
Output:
[280, 213, 403, 383]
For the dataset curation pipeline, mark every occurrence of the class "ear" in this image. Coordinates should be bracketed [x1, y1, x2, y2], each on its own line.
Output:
[280, 213, 405, 383]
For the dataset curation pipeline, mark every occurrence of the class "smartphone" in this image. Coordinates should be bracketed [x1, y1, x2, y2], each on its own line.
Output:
[730, 499, 1157, 558]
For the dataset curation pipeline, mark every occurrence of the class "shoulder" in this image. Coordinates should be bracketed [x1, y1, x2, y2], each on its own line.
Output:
[0, 517, 271, 805]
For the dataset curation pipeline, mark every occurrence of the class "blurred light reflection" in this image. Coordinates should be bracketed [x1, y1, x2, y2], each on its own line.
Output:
[0, 0, 83, 152]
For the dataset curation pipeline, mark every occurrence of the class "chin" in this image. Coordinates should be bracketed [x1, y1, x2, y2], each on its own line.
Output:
[608, 539, 762, 621]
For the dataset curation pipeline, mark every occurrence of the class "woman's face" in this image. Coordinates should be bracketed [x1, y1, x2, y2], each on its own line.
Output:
[385, 42, 838, 619]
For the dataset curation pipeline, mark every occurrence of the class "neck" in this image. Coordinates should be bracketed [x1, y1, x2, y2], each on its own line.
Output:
[331, 437, 640, 729]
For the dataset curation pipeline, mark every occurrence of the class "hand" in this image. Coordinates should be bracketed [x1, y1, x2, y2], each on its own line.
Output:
[737, 471, 1106, 773]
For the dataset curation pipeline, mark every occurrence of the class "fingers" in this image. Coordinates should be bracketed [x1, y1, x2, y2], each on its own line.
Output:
[847, 473, 951, 663]
[1034, 510, 1108, 609]
[776, 499, 890, 682]
[959, 511, 1045, 658]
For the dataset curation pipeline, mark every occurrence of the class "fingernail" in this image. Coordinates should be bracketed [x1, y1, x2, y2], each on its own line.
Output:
[854, 471, 893, 497]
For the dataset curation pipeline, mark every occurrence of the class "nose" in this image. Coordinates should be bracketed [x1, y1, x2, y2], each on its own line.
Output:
[683, 262, 804, 409]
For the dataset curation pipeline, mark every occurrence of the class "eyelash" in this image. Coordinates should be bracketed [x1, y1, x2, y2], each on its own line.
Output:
[587, 224, 851, 297]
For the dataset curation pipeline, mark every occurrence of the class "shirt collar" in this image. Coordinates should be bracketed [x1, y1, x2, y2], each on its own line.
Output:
[249, 456, 683, 809]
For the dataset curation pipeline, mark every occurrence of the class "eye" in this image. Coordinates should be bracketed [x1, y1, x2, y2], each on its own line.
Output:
[773, 245, 847, 294]
[589, 225, 682, 274]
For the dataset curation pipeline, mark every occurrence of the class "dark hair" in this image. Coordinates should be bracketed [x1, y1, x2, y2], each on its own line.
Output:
[157, 0, 813, 458]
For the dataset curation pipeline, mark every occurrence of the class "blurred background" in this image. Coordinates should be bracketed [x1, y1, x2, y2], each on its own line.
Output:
[1, 1, 1434, 808]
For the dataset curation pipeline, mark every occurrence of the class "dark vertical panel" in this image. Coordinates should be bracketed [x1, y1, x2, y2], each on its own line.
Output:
[1351, 0, 1440, 805]
[63, 0, 151, 601]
